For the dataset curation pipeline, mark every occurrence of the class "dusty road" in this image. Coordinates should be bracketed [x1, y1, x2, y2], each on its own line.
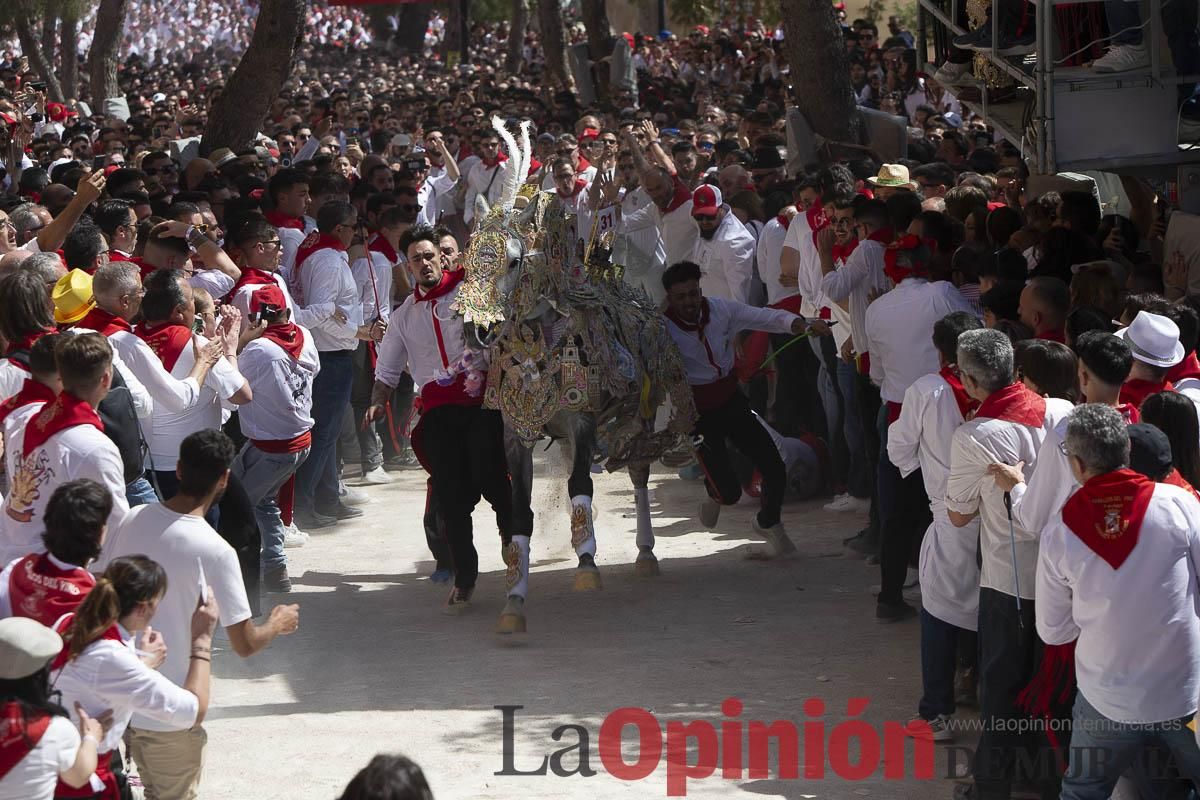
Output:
[201, 454, 968, 800]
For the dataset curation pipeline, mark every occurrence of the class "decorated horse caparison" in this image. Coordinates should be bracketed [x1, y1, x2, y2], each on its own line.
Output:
[453, 118, 697, 634]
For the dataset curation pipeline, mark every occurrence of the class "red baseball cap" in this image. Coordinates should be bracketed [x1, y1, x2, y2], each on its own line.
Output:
[249, 284, 286, 314]
[578, 127, 600, 142]
[691, 185, 724, 217]
[46, 102, 77, 122]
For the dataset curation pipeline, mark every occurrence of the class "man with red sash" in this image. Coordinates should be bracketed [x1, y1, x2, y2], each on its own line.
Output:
[989, 331, 1140, 539]
[945, 328, 1072, 800]
[661, 260, 827, 559]
[345, 206, 401, 486]
[264, 168, 314, 283]
[134, 269, 250, 496]
[885, 312, 983, 740]
[1017, 277, 1069, 343]
[0, 334, 128, 571]
[233, 284, 319, 593]
[288, 200, 368, 529]
[225, 216, 296, 328]
[0, 479, 111, 625]
[369, 224, 512, 613]
[1118, 310, 1184, 410]
[1037, 404, 1200, 797]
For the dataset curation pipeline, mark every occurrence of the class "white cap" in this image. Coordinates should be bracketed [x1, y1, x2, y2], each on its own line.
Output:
[1116, 311, 1185, 368]
[0, 617, 62, 679]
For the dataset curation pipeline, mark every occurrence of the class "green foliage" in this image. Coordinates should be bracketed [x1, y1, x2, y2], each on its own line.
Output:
[666, 0, 722, 27]
[863, 0, 888, 23]
[891, 0, 918, 31]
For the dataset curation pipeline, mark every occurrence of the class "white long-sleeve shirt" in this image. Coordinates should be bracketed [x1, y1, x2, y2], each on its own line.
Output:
[613, 186, 666, 303]
[1037, 482, 1200, 724]
[145, 334, 245, 466]
[228, 273, 296, 331]
[820, 238, 892, 355]
[691, 211, 756, 304]
[944, 396, 1074, 600]
[757, 216, 795, 307]
[464, 159, 509, 226]
[417, 169, 458, 227]
[350, 250, 395, 325]
[620, 189, 697, 268]
[1006, 415, 1077, 536]
[292, 246, 362, 351]
[887, 371, 980, 630]
[865, 278, 978, 404]
[375, 285, 466, 392]
[663, 297, 797, 386]
[236, 327, 319, 441]
[106, 330, 201, 414]
[782, 212, 823, 318]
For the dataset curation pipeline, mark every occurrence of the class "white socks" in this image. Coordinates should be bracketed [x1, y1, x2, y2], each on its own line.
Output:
[508, 535, 531, 599]
[634, 487, 654, 550]
[570, 494, 597, 557]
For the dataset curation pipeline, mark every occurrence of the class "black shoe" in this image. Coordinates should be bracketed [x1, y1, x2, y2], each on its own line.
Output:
[315, 502, 364, 520]
[842, 527, 870, 546]
[294, 507, 336, 530]
[876, 599, 917, 623]
[384, 451, 421, 471]
[996, 30, 1036, 55]
[954, 21, 992, 49]
[442, 584, 474, 615]
[263, 566, 292, 593]
[845, 531, 878, 558]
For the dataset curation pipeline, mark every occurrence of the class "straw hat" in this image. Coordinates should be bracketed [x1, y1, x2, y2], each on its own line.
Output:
[867, 163, 916, 190]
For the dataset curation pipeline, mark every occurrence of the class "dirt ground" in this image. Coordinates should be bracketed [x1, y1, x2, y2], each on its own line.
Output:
[201, 454, 972, 800]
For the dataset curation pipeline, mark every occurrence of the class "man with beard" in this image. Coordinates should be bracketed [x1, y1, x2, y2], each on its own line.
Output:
[689, 185, 756, 304]
[368, 224, 512, 613]
[95, 429, 299, 800]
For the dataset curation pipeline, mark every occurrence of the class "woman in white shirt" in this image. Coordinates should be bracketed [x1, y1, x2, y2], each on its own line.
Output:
[0, 617, 104, 800]
[50, 556, 219, 799]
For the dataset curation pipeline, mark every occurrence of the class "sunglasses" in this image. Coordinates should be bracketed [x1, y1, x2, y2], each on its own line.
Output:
[145, 164, 177, 175]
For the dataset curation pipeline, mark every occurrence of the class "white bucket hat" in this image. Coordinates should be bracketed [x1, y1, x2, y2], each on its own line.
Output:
[1116, 311, 1184, 368]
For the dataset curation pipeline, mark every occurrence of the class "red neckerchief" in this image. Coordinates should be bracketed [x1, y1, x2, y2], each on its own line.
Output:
[22, 391, 104, 458]
[292, 232, 347, 304]
[413, 268, 464, 302]
[831, 237, 858, 264]
[1116, 402, 1141, 424]
[367, 233, 399, 264]
[1037, 328, 1066, 344]
[1061, 468, 1155, 569]
[0, 701, 51, 781]
[664, 175, 692, 214]
[261, 323, 305, 360]
[865, 226, 895, 245]
[133, 321, 192, 371]
[577, 154, 591, 171]
[456, 143, 473, 161]
[264, 209, 305, 231]
[74, 307, 133, 337]
[883, 233, 933, 285]
[479, 151, 510, 169]
[566, 178, 588, 199]
[526, 156, 542, 178]
[107, 250, 132, 263]
[1167, 352, 1200, 383]
[4, 327, 54, 370]
[775, 213, 791, 231]
[7, 552, 94, 628]
[1120, 378, 1174, 410]
[0, 379, 56, 426]
[130, 256, 156, 281]
[807, 201, 829, 248]
[226, 266, 279, 302]
[49, 613, 123, 671]
[939, 365, 977, 419]
[1163, 467, 1200, 502]
[973, 382, 1047, 427]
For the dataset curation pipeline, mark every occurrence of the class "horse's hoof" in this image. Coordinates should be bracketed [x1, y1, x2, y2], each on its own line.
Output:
[633, 554, 660, 577]
[496, 596, 527, 634]
[573, 567, 603, 591]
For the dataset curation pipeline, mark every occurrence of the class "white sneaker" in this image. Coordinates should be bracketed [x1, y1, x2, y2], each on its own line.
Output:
[933, 60, 972, 84]
[359, 466, 393, 485]
[339, 484, 370, 505]
[1091, 43, 1149, 73]
[839, 495, 872, 513]
[823, 493, 851, 512]
[283, 524, 309, 548]
[907, 714, 955, 742]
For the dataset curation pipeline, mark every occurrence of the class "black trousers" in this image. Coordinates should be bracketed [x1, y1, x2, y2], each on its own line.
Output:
[771, 330, 823, 439]
[418, 404, 512, 590]
[877, 462, 931, 605]
[695, 391, 785, 528]
[974, 587, 1048, 799]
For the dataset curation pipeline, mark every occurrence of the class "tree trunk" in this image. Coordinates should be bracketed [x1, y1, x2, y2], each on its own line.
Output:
[580, 0, 611, 105]
[41, 6, 58, 76]
[780, 0, 862, 144]
[200, 0, 305, 155]
[394, 3, 428, 55]
[60, 11, 78, 101]
[443, 0, 461, 61]
[13, 3, 66, 103]
[537, 0, 572, 93]
[506, 0, 527, 74]
[89, 0, 129, 104]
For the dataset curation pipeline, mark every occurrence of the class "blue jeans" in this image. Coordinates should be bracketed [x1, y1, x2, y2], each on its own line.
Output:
[125, 475, 159, 507]
[235, 442, 310, 573]
[296, 349, 353, 511]
[1105, 0, 1143, 45]
[835, 359, 870, 498]
[919, 609, 967, 719]
[1063, 693, 1200, 800]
